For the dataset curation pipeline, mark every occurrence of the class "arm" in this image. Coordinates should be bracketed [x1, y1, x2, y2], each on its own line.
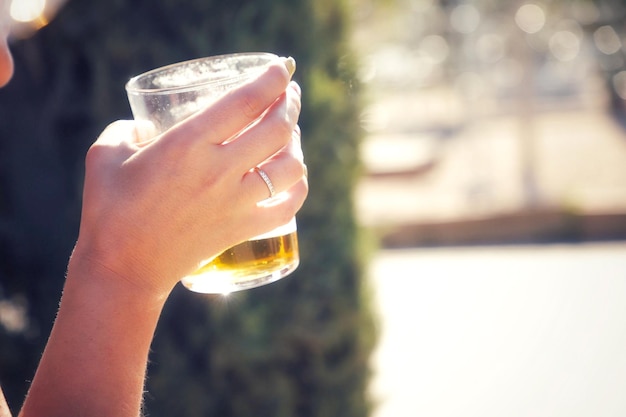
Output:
[0, 389, 11, 417]
[18, 57, 306, 417]
[17, 259, 166, 417]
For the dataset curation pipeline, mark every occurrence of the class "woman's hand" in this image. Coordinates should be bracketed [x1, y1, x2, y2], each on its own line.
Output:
[70, 58, 307, 298]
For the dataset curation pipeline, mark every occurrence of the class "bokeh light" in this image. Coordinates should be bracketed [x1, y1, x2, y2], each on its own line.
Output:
[515, 3, 546, 34]
[614, 71, 626, 100]
[549, 30, 581, 62]
[476, 33, 505, 64]
[10, 0, 46, 23]
[450, 4, 480, 34]
[593, 25, 622, 55]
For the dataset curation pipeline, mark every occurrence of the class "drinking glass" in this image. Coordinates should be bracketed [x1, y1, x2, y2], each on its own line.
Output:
[125, 53, 299, 294]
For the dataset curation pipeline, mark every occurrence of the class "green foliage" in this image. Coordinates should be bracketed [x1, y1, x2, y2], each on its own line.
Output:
[0, 0, 375, 416]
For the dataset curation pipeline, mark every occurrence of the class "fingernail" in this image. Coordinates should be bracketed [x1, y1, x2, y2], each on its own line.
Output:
[283, 56, 296, 78]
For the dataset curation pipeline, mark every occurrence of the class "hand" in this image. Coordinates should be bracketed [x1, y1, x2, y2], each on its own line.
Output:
[70, 59, 307, 298]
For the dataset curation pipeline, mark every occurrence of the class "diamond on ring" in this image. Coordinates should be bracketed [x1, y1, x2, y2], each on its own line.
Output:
[254, 167, 276, 199]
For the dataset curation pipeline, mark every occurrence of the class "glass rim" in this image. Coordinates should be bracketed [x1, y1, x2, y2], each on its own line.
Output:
[125, 52, 278, 95]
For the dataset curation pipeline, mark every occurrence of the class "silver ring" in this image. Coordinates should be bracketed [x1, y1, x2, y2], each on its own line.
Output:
[254, 167, 276, 198]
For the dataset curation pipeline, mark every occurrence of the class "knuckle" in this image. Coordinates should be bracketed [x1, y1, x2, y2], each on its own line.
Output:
[265, 63, 290, 88]
[240, 88, 264, 119]
[84, 141, 108, 168]
[240, 64, 290, 119]
[285, 158, 304, 180]
[275, 117, 294, 139]
[288, 89, 302, 113]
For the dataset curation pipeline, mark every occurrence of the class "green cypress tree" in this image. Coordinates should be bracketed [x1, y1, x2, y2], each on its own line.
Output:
[0, 1, 375, 416]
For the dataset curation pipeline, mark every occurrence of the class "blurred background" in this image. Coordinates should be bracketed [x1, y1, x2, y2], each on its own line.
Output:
[354, 1, 626, 416]
[356, 0, 626, 240]
[1, 0, 626, 416]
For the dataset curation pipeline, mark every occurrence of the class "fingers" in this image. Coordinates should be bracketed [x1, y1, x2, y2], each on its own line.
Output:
[161, 57, 295, 150]
[241, 127, 306, 203]
[85, 121, 141, 172]
[224, 81, 301, 173]
[247, 178, 309, 237]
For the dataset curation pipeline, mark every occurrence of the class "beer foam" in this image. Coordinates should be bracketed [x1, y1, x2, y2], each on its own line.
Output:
[251, 217, 297, 240]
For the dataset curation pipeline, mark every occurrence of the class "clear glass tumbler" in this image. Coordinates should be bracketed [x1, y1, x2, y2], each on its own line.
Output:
[125, 53, 299, 294]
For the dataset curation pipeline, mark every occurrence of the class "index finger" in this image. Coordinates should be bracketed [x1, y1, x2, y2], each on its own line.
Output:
[165, 57, 296, 148]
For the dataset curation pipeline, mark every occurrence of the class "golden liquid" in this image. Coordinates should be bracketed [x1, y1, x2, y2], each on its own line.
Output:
[181, 231, 299, 294]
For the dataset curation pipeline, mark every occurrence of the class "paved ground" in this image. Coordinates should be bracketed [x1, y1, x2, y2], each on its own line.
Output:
[368, 243, 626, 417]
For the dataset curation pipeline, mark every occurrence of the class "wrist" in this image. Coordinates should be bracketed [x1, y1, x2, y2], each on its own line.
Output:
[67, 243, 175, 307]
[63, 254, 169, 331]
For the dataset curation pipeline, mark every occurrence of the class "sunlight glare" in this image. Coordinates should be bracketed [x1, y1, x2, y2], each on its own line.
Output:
[10, 0, 46, 23]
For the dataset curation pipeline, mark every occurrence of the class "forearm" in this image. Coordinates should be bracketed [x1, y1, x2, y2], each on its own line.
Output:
[0, 389, 11, 417]
[19, 256, 168, 417]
